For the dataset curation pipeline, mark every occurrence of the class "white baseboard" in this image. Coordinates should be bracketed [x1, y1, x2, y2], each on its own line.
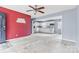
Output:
[7, 35, 31, 42]
[61, 39, 77, 46]
[62, 39, 76, 43]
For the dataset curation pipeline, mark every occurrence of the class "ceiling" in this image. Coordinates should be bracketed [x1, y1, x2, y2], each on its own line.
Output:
[1, 5, 77, 18]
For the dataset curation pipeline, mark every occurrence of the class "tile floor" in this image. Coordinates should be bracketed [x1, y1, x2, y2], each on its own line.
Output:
[0, 33, 79, 53]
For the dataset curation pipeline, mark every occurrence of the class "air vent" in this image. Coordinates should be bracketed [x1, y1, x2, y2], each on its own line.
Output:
[16, 18, 26, 24]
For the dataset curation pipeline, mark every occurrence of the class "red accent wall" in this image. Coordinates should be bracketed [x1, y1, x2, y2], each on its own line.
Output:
[0, 7, 31, 40]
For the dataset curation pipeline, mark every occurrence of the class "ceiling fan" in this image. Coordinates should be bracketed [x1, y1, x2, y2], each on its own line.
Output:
[26, 5, 45, 15]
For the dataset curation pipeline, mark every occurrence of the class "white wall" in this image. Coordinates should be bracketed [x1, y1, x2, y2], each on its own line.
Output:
[35, 7, 77, 42]
[76, 6, 79, 46]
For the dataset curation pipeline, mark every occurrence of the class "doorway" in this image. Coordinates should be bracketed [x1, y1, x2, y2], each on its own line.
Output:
[32, 16, 62, 40]
[0, 13, 6, 43]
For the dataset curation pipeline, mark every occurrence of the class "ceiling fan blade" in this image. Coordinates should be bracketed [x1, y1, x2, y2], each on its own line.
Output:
[38, 11, 44, 13]
[37, 7, 45, 9]
[28, 5, 36, 10]
[26, 10, 33, 12]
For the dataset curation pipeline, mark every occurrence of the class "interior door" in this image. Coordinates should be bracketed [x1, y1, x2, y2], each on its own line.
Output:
[0, 13, 6, 43]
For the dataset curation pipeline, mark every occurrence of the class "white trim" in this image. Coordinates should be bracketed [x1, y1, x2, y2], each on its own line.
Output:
[62, 39, 77, 43]
[6, 35, 31, 42]
[36, 16, 62, 21]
